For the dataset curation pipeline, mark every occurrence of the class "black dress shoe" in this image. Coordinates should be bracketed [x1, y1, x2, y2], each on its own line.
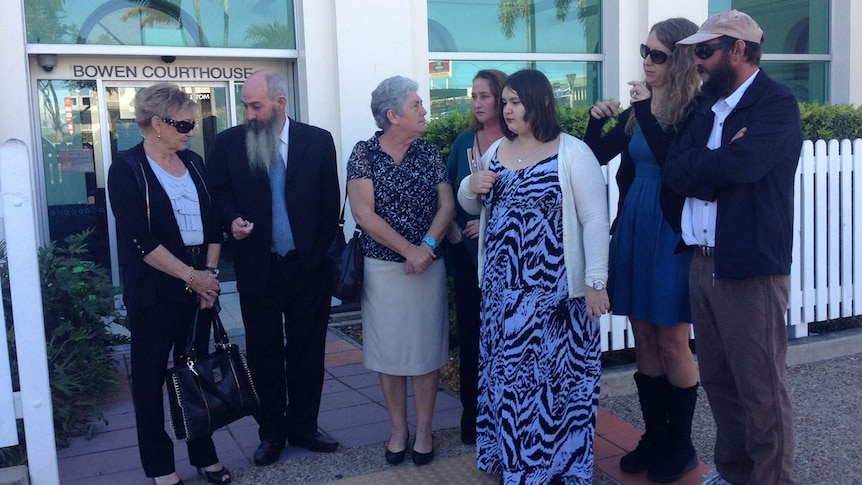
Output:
[289, 430, 339, 453]
[385, 433, 410, 465]
[253, 440, 285, 466]
[412, 447, 434, 466]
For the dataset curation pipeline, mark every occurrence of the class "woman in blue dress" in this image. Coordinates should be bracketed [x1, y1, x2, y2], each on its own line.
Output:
[584, 18, 701, 484]
[458, 69, 609, 484]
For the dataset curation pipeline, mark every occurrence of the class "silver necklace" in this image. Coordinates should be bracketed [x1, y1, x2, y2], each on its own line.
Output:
[515, 143, 544, 164]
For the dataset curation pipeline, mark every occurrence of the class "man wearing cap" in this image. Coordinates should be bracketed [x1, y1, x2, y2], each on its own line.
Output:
[664, 10, 801, 485]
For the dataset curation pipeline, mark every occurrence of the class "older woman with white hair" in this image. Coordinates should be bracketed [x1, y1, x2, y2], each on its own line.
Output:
[347, 75, 455, 467]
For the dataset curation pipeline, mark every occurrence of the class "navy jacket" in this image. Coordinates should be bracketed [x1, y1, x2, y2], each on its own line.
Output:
[205, 119, 340, 295]
[108, 142, 221, 315]
[663, 70, 802, 279]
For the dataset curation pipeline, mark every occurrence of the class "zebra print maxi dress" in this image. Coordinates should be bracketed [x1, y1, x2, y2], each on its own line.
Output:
[476, 154, 602, 485]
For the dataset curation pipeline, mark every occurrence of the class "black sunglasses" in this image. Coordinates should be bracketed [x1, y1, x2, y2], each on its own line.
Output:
[161, 117, 196, 134]
[694, 38, 737, 60]
[640, 44, 669, 65]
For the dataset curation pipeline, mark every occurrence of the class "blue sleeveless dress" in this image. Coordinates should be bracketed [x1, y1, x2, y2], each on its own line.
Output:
[476, 154, 601, 484]
[608, 126, 692, 325]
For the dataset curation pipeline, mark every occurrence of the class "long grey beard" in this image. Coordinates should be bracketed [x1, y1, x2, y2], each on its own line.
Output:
[245, 119, 281, 174]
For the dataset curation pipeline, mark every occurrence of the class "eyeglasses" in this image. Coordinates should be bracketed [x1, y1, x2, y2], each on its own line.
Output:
[161, 117, 196, 134]
[640, 44, 669, 65]
[694, 38, 736, 60]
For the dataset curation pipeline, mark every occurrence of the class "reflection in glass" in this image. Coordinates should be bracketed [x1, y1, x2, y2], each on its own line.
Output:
[762, 61, 828, 103]
[24, 0, 296, 49]
[428, 0, 601, 54]
[37, 80, 112, 269]
[428, 61, 600, 119]
[710, 0, 829, 54]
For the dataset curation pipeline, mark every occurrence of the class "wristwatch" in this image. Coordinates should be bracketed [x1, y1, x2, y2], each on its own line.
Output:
[205, 267, 220, 277]
[421, 236, 437, 250]
[587, 280, 606, 291]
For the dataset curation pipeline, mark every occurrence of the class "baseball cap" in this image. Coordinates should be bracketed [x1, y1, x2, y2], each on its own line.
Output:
[677, 10, 763, 45]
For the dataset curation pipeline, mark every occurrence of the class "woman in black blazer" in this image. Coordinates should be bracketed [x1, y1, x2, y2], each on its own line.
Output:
[107, 83, 229, 485]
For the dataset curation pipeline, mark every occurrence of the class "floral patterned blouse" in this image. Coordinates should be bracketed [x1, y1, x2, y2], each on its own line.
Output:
[347, 131, 448, 262]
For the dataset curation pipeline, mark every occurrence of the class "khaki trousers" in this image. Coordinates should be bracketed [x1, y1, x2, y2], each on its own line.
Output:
[689, 253, 795, 485]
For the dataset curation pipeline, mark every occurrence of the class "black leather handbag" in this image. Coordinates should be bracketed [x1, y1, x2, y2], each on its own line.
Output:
[327, 195, 363, 303]
[166, 306, 259, 441]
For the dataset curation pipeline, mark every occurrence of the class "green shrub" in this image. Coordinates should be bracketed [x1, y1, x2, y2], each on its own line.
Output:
[799, 102, 862, 142]
[423, 111, 472, 160]
[1, 229, 126, 465]
[425, 102, 862, 156]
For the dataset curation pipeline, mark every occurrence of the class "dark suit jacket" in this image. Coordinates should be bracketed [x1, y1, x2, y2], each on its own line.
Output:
[664, 70, 802, 279]
[206, 119, 340, 294]
[108, 142, 220, 316]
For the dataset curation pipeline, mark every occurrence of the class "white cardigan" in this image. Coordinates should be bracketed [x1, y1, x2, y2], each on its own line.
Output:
[457, 133, 609, 299]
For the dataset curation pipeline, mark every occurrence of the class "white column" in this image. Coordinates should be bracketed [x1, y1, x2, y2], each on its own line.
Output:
[831, 0, 860, 105]
[331, 0, 430, 168]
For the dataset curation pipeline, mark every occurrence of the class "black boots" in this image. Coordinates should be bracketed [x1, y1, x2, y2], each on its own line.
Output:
[620, 373, 669, 473]
[648, 382, 699, 483]
[620, 373, 699, 483]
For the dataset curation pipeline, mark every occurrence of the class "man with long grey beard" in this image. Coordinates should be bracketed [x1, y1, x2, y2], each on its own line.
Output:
[206, 70, 341, 466]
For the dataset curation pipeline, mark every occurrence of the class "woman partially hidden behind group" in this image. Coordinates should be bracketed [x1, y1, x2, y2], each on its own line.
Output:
[459, 69, 609, 484]
[584, 18, 701, 484]
[108, 83, 230, 485]
[445, 69, 507, 445]
[347, 75, 455, 467]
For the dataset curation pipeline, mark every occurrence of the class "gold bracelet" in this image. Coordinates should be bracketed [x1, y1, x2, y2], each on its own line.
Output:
[184, 267, 195, 293]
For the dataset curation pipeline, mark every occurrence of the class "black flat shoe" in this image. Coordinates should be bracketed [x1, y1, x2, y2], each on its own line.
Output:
[412, 447, 434, 466]
[253, 440, 285, 466]
[197, 465, 232, 484]
[384, 433, 410, 465]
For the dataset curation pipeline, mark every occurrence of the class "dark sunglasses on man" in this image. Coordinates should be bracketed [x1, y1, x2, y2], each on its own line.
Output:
[639, 44, 670, 65]
[693, 38, 738, 60]
[161, 117, 196, 134]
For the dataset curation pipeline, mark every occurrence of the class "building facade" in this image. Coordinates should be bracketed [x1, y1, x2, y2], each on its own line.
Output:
[1, 0, 860, 290]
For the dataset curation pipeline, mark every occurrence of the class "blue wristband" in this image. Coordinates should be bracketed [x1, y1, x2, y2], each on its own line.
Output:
[422, 236, 437, 250]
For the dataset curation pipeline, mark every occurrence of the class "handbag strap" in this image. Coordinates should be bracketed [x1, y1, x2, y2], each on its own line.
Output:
[182, 305, 246, 413]
[184, 302, 232, 359]
[338, 181, 362, 233]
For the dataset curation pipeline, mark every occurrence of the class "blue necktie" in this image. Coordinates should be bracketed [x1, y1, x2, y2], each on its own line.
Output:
[270, 153, 295, 255]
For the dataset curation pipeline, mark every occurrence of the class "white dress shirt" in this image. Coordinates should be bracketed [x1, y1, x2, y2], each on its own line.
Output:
[680, 69, 759, 247]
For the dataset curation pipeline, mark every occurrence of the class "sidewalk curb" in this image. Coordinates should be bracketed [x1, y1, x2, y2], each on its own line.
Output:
[600, 326, 862, 398]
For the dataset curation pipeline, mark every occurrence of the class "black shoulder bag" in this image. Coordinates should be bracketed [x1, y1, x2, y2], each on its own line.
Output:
[166, 306, 260, 441]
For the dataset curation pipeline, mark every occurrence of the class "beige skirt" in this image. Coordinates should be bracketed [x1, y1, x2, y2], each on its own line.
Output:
[361, 257, 449, 376]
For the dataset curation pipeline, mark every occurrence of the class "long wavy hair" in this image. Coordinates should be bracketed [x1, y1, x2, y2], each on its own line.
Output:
[626, 18, 701, 135]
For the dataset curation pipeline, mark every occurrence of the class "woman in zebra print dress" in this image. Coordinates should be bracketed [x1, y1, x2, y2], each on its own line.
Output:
[458, 69, 610, 484]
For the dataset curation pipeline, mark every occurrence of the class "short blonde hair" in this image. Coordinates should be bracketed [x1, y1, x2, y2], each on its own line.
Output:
[134, 83, 199, 131]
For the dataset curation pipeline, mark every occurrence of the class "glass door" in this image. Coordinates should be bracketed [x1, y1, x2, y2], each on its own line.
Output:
[37, 80, 111, 269]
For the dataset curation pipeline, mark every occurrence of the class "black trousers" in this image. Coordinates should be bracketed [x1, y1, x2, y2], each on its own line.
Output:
[450, 242, 481, 433]
[130, 300, 217, 477]
[239, 253, 331, 443]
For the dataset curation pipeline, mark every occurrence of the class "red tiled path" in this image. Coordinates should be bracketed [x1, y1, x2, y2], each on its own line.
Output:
[323, 339, 714, 484]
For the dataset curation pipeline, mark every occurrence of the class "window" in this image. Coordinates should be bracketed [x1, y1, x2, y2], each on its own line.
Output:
[24, 0, 296, 49]
[427, 0, 602, 118]
[710, 0, 830, 102]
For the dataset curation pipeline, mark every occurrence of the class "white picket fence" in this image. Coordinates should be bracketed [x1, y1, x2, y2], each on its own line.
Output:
[599, 139, 862, 352]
